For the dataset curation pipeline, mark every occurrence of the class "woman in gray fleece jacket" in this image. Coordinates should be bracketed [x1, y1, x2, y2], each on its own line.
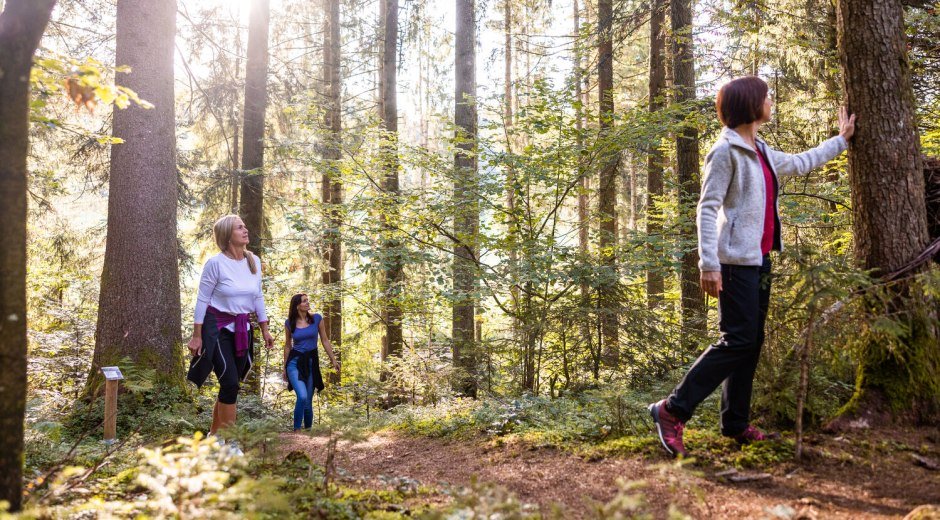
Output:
[648, 76, 856, 458]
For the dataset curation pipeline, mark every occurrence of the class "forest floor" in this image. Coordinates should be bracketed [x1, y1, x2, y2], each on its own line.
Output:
[281, 426, 940, 519]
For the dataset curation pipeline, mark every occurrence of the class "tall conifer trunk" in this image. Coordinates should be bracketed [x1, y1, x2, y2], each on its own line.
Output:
[836, 0, 936, 419]
[322, 0, 344, 382]
[597, 0, 619, 365]
[239, 0, 270, 255]
[646, 0, 666, 310]
[671, 0, 705, 351]
[0, 1, 56, 509]
[453, 0, 479, 397]
[90, 0, 182, 396]
[380, 0, 404, 367]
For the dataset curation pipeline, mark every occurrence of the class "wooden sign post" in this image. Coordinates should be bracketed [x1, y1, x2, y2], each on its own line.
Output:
[101, 366, 124, 443]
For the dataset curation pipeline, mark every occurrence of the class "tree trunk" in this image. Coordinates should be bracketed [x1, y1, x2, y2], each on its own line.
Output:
[229, 41, 242, 213]
[671, 0, 705, 351]
[322, 0, 343, 383]
[597, 0, 619, 366]
[238, 0, 269, 394]
[453, 0, 479, 397]
[239, 0, 270, 254]
[504, 0, 521, 350]
[574, 0, 594, 369]
[380, 0, 404, 367]
[646, 0, 666, 310]
[89, 0, 182, 397]
[0, 2, 56, 509]
[836, 0, 935, 418]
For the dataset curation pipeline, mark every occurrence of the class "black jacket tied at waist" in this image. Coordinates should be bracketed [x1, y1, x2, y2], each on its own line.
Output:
[286, 348, 325, 394]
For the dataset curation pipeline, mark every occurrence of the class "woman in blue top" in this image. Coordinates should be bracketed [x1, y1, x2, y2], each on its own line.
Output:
[283, 293, 340, 430]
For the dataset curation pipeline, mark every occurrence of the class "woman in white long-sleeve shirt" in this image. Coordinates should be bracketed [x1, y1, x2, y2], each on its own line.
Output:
[186, 215, 274, 435]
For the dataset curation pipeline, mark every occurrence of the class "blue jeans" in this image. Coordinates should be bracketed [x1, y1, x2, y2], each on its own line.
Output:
[286, 356, 315, 430]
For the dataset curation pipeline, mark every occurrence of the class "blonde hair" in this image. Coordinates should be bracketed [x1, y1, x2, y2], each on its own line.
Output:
[213, 214, 258, 274]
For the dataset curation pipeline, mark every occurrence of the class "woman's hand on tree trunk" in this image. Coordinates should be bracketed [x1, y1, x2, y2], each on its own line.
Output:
[838, 107, 856, 141]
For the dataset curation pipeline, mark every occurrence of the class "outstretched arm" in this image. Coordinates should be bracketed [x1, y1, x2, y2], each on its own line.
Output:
[768, 107, 855, 176]
[318, 318, 340, 371]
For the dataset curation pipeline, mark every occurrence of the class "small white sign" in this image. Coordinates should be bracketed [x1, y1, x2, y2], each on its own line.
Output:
[101, 366, 124, 381]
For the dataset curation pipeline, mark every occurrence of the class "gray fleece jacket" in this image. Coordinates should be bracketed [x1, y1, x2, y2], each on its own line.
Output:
[697, 127, 847, 272]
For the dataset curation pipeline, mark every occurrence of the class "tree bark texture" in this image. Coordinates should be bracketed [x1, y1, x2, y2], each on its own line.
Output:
[0, 2, 56, 509]
[671, 0, 705, 350]
[646, 0, 666, 310]
[836, 0, 935, 416]
[322, 0, 343, 383]
[239, 0, 270, 254]
[380, 0, 404, 364]
[837, 0, 929, 274]
[453, 0, 479, 397]
[90, 0, 183, 395]
[597, 0, 619, 365]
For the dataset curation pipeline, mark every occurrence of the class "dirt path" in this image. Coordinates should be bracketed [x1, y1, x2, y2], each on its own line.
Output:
[280, 430, 939, 519]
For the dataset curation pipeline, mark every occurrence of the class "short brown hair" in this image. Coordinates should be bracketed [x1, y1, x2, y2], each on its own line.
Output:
[715, 76, 768, 128]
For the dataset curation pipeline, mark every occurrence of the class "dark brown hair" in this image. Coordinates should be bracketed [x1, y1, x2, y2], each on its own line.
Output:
[287, 293, 313, 333]
[715, 76, 768, 128]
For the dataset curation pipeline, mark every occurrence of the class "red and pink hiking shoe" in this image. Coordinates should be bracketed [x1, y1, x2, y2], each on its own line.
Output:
[648, 400, 688, 458]
[731, 425, 779, 445]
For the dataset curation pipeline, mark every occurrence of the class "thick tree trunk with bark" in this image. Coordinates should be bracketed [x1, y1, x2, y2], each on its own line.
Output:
[90, 0, 182, 396]
[237, 0, 269, 394]
[671, 0, 705, 351]
[646, 0, 666, 310]
[239, 0, 270, 254]
[453, 0, 479, 397]
[0, 2, 56, 509]
[380, 0, 404, 366]
[836, 0, 936, 419]
[597, 0, 619, 366]
[322, 0, 343, 383]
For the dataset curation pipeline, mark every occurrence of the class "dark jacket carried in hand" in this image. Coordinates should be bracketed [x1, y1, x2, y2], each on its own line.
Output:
[187, 308, 255, 388]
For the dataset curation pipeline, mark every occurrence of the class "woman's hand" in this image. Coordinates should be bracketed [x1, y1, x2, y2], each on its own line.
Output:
[838, 106, 856, 141]
[700, 270, 722, 298]
[263, 330, 274, 349]
[187, 336, 202, 357]
[332, 360, 341, 373]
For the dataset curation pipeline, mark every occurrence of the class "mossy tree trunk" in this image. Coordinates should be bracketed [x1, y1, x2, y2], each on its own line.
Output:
[836, 0, 937, 421]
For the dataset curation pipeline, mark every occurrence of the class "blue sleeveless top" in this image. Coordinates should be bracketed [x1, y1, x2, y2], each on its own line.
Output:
[286, 313, 321, 353]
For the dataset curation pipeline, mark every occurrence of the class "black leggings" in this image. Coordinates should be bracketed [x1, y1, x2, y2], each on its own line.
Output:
[213, 329, 249, 404]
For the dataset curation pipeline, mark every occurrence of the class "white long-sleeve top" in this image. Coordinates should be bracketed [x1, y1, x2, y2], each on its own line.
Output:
[194, 253, 269, 327]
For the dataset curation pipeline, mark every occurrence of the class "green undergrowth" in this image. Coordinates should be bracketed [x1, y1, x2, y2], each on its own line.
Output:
[9, 430, 702, 519]
[590, 429, 794, 469]
[381, 385, 796, 471]
[384, 383, 687, 443]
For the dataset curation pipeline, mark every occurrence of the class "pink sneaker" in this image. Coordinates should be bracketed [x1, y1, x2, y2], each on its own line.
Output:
[648, 400, 687, 457]
[732, 425, 778, 444]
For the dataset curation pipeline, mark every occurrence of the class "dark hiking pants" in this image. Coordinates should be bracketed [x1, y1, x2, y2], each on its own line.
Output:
[666, 255, 772, 436]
